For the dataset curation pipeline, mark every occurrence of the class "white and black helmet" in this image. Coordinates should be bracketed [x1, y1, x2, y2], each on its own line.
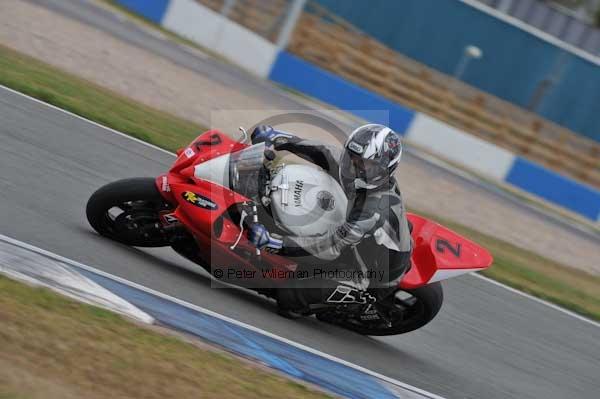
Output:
[340, 124, 403, 190]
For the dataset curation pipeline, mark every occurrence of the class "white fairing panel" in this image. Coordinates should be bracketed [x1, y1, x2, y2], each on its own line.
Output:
[428, 268, 485, 283]
[270, 164, 348, 236]
[194, 153, 231, 187]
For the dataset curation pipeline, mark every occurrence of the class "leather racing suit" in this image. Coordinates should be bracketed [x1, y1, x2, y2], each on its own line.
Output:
[257, 130, 413, 310]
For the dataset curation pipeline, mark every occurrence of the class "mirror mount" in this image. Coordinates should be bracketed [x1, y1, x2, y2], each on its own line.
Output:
[238, 126, 249, 143]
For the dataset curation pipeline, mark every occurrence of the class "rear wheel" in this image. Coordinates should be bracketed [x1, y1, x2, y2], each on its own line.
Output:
[86, 178, 173, 247]
[317, 282, 444, 336]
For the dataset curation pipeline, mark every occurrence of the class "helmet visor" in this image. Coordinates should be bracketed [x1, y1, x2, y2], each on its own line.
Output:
[340, 152, 389, 187]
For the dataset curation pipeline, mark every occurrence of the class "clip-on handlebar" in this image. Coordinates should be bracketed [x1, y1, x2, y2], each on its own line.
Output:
[229, 201, 261, 256]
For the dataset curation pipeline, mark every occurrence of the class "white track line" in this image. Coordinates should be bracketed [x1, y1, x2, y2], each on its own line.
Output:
[2, 84, 598, 330]
[0, 233, 445, 399]
[0, 86, 175, 158]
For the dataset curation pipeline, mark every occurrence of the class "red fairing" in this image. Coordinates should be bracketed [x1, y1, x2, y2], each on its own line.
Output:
[170, 130, 247, 175]
[158, 130, 297, 283]
[400, 214, 493, 289]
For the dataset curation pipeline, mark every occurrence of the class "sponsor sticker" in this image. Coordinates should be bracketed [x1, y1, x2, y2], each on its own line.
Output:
[161, 175, 170, 192]
[182, 191, 218, 210]
[293, 180, 304, 207]
[348, 141, 364, 154]
[184, 147, 195, 159]
[316, 190, 335, 211]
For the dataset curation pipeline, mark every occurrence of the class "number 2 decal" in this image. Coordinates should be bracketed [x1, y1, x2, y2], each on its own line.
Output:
[435, 239, 462, 258]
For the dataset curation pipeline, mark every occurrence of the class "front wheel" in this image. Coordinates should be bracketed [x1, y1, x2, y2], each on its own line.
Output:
[86, 178, 173, 247]
[318, 282, 444, 336]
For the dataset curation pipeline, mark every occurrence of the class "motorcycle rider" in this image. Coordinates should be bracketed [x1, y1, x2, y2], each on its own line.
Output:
[248, 124, 412, 317]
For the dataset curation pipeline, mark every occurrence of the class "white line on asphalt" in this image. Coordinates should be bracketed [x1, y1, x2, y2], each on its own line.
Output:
[1, 84, 598, 330]
[0, 85, 174, 158]
[0, 233, 445, 399]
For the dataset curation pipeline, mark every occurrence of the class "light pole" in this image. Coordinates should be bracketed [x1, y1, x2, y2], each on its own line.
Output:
[276, 0, 308, 51]
[453, 45, 483, 83]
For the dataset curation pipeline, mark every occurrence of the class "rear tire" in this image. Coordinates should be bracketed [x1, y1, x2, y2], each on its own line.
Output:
[86, 178, 172, 247]
[319, 282, 444, 336]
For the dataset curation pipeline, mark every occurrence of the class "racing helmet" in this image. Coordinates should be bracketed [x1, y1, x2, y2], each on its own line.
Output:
[340, 124, 403, 190]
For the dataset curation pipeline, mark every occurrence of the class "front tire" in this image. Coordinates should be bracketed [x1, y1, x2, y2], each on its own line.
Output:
[86, 178, 172, 247]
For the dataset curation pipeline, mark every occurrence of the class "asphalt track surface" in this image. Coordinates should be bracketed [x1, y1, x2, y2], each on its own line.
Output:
[2, 1, 599, 397]
[2, 86, 600, 399]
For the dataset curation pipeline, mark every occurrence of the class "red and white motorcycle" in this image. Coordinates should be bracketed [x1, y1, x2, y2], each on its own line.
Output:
[87, 129, 493, 335]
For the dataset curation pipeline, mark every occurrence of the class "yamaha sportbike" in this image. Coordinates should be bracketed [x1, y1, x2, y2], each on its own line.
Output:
[86, 129, 493, 335]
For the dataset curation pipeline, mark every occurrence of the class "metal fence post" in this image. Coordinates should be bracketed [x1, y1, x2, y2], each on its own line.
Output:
[276, 0, 307, 51]
[220, 0, 236, 18]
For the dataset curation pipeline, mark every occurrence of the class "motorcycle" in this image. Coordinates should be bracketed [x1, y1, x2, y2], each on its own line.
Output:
[86, 128, 493, 335]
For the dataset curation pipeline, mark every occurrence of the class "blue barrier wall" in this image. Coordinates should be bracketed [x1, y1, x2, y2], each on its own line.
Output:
[269, 52, 416, 133]
[270, 51, 600, 221]
[115, 0, 170, 24]
[315, 0, 600, 142]
[506, 157, 600, 220]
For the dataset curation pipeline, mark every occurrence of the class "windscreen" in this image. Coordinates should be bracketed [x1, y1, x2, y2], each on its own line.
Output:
[228, 143, 266, 201]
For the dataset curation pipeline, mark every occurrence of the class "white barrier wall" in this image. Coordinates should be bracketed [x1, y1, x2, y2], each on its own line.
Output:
[162, 0, 277, 77]
[405, 114, 516, 181]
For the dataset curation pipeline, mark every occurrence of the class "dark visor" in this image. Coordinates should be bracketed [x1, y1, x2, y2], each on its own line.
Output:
[340, 153, 389, 184]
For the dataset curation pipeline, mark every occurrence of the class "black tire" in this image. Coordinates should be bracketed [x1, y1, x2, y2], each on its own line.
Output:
[323, 282, 444, 336]
[86, 178, 172, 247]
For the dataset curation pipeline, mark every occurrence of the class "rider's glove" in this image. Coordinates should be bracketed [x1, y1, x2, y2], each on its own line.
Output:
[251, 125, 294, 147]
[251, 125, 276, 145]
[248, 223, 283, 252]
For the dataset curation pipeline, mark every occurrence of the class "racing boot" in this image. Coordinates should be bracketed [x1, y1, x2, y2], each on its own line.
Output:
[276, 279, 374, 319]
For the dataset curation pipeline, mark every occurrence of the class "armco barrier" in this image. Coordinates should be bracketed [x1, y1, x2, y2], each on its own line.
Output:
[161, 0, 277, 77]
[405, 114, 516, 181]
[114, 0, 277, 77]
[111, 1, 600, 222]
[116, 0, 170, 24]
[506, 158, 600, 221]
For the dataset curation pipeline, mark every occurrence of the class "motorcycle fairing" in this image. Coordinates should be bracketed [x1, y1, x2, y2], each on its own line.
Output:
[170, 130, 247, 175]
[400, 214, 493, 289]
[157, 130, 492, 289]
[167, 177, 297, 280]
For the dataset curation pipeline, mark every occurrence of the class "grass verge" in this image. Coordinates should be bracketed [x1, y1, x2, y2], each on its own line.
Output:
[0, 44, 202, 152]
[0, 275, 330, 399]
[0, 44, 598, 320]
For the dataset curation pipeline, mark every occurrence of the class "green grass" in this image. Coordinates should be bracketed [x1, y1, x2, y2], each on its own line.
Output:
[0, 43, 598, 321]
[0, 44, 202, 152]
[0, 276, 330, 399]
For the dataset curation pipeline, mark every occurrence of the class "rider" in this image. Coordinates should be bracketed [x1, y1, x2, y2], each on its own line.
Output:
[248, 124, 412, 316]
